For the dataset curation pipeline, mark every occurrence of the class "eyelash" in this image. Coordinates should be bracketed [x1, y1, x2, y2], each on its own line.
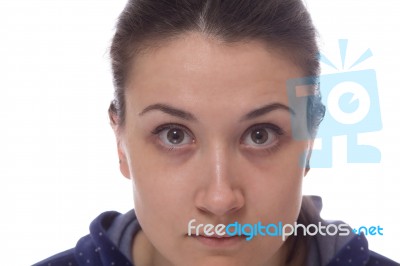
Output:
[241, 124, 285, 154]
[151, 123, 285, 153]
[151, 123, 194, 152]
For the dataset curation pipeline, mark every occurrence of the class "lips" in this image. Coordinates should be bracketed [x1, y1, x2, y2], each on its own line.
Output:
[187, 219, 247, 248]
[188, 231, 233, 238]
[192, 234, 245, 248]
[200, 234, 233, 238]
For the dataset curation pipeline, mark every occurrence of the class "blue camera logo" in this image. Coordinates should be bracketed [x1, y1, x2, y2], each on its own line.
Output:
[287, 40, 382, 168]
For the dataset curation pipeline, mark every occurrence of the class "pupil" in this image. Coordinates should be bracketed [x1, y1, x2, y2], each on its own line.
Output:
[251, 129, 268, 144]
[167, 129, 184, 144]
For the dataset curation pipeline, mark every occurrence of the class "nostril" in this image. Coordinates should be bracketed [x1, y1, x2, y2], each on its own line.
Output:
[195, 187, 245, 217]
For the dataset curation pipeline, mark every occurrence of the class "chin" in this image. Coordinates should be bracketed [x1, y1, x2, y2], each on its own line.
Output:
[178, 255, 248, 266]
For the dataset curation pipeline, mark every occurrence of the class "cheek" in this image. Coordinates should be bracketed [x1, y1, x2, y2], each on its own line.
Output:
[129, 149, 184, 211]
[243, 143, 306, 222]
[126, 140, 203, 265]
[126, 136, 194, 224]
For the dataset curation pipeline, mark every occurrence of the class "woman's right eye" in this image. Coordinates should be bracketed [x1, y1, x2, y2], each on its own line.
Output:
[152, 125, 194, 148]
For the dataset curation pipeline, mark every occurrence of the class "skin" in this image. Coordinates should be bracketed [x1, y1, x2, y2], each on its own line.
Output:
[113, 32, 313, 266]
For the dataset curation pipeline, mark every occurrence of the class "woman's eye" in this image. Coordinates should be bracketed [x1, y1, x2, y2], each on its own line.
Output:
[242, 125, 281, 147]
[155, 125, 194, 147]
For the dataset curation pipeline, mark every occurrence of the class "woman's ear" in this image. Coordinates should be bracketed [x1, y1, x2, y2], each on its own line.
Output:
[117, 140, 131, 179]
[304, 140, 314, 176]
[108, 102, 130, 179]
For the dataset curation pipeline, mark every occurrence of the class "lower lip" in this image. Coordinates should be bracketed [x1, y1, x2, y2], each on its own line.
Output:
[194, 235, 244, 248]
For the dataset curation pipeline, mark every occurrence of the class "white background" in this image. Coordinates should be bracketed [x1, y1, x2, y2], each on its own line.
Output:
[0, 0, 399, 265]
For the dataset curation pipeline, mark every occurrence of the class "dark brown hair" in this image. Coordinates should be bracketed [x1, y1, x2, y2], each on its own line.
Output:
[108, 0, 325, 135]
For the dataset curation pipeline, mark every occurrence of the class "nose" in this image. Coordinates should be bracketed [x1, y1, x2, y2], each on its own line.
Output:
[194, 143, 245, 217]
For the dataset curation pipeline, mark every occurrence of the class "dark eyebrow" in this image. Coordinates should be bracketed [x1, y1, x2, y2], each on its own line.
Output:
[139, 102, 295, 121]
[139, 103, 197, 121]
[240, 103, 295, 121]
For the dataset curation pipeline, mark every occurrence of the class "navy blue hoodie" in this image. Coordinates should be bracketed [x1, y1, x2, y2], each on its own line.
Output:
[33, 197, 399, 266]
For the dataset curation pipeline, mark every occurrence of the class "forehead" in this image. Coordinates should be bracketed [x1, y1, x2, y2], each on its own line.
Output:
[125, 32, 304, 114]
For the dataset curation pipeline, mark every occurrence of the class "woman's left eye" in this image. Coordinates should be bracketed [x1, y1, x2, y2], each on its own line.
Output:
[242, 125, 282, 148]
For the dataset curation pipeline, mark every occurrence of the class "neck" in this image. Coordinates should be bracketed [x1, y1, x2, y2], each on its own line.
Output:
[283, 234, 307, 266]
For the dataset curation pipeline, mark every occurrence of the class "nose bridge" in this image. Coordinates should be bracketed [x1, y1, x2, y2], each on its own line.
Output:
[206, 139, 231, 185]
[212, 140, 227, 182]
[195, 137, 244, 216]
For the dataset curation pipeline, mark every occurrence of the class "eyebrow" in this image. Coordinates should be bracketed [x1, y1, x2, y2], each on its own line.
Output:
[139, 103, 197, 121]
[241, 103, 295, 121]
[139, 102, 295, 121]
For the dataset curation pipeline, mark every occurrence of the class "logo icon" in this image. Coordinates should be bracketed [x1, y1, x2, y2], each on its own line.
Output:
[287, 39, 382, 167]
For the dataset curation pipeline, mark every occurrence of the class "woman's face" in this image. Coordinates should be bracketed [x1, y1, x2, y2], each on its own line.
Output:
[116, 32, 312, 266]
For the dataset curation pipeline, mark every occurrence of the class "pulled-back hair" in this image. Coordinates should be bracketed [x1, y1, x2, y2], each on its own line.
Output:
[109, 0, 325, 135]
